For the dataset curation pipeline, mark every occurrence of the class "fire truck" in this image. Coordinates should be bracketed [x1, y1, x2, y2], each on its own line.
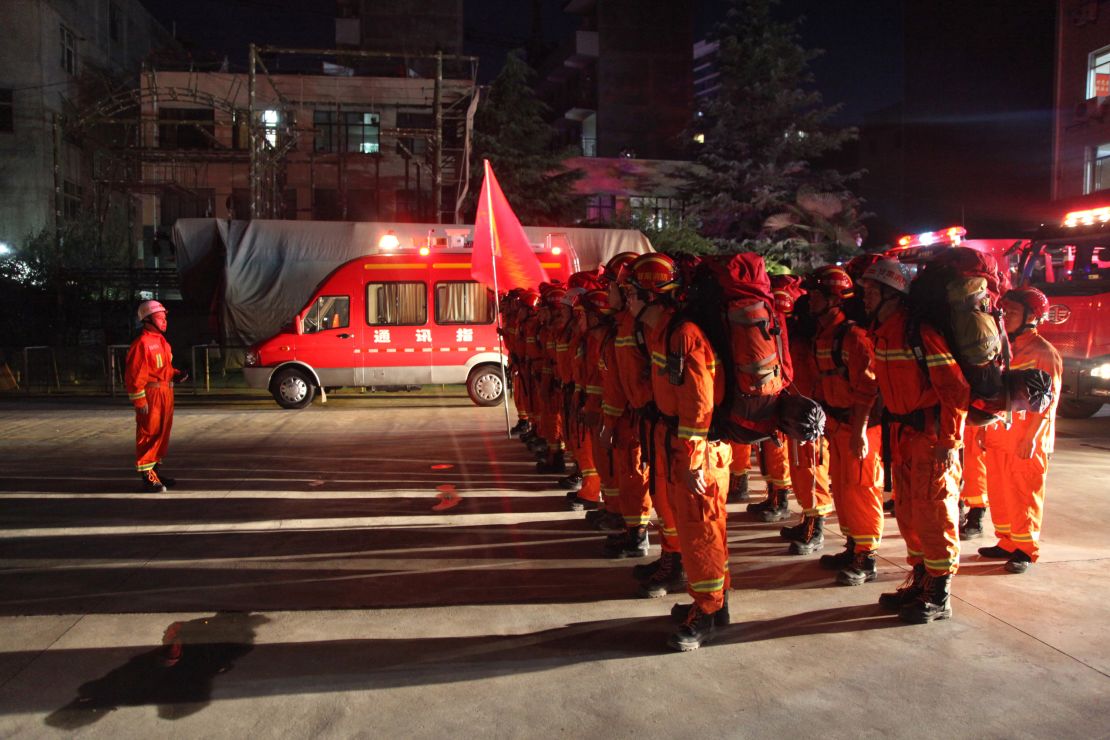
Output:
[888, 219, 1110, 418]
[243, 233, 578, 409]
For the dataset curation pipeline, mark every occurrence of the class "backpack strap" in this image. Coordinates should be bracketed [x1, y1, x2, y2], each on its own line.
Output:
[905, 316, 932, 385]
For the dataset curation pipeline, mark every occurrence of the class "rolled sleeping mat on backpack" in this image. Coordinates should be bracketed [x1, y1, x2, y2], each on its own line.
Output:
[1007, 368, 1054, 415]
[775, 393, 827, 443]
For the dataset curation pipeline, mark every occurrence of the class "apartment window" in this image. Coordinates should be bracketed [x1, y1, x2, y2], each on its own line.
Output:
[396, 111, 432, 156]
[1089, 47, 1110, 98]
[60, 25, 77, 75]
[313, 110, 379, 154]
[435, 282, 495, 325]
[62, 181, 84, 221]
[586, 194, 617, 223]
[108, 2, 122, 43]
[1087, 143, 1110, 194]
[630, 196, 684, 230]
[366, 282, 427, 326]
[0, 89, 12, 133]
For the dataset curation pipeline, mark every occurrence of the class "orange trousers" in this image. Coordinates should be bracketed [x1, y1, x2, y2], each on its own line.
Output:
[758, 436, 792, 490]
[961, 426, 988, 508]
[652, 424, 683, 554]
[512, 372, 529, 421]
[984, 446, 1048, 560]
[827, 420, 884, 553]
[566, 411, 600, 502]
[788, 437, 832, 516]
[891, 425, 961, 576]
[135, 385, 174, 472]
[667, 439, 732, 614]
[729, 442, 752, 474]
[613, 414, 652, 526]
[590, 422, 620, 512]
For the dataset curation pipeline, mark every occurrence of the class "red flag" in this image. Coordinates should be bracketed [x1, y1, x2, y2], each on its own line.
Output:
[471, 160, 549, 292]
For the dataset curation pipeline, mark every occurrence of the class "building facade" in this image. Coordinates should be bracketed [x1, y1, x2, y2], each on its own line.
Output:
[0, 0, 173, 252]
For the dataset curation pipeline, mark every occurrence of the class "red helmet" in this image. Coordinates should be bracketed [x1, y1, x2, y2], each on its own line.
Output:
[807, 265, 855, 298]
[582, 289, 615, 315]
[771, 274, 806, 314]
[543, 287, 568, 307]
[137, 300, 167, 321]
[845, 253, 884, 283]
[601, 252, 640, 284]
[629, 253, 680, 295]
[520, 290, 541, 310]
[568, 270, 602, 290]
[1002, 287, 1049, 324]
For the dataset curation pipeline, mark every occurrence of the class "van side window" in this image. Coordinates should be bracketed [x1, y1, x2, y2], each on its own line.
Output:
[366, 281, 426, 325]
[302, 295, 349, 334]
[435, 281, 495, 325]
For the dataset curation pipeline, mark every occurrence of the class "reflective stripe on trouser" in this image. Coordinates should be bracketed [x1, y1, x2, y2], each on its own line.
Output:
[653, 424, 683, 553]
[615, 414, 652, 527]
[827, 419, 884, 553]
[135, 385, 174, 472]
[788, 436, 832, 517]
[961, 426, 989, 507]
[759, 435, 792, 489]
[669, 440, 732, 614]
[592, 424, 620, 512]
[984, 445, 1047, 561]
[891, 425, 961, 576]
[730, 442, 752, 475]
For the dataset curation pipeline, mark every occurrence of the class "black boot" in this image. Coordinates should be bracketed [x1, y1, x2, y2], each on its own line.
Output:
[139, 469, 166, 493]
[899, 573, 953, 624]
[591, 510, 624, 531]
[671, 594, 730, 626]
[509, 419, 531, 438]
[637, 552, 686, 598]
[960, 507, 986, 540]
[558, 472, 583, 491]
[879, 564, 926, 611]
[819, 537, 855, 570]
[632, 556, 662, 582]
[883, 497, 896, 515]
[606, 526, 650, 559]
[1004, 549, 1033, 574]
[567, 495, 599, 512]
[746, 486, 778, 514]
[536, 451, 567, 474]
[153, 463, 176, 488]
[756, 487, 791, 523]
[837, 550, 878, 586]
[978, 544, 1014, 559]
[786, 515, 825, 555]
[667, 602, 719, 651]
[726, 473, 750, 504]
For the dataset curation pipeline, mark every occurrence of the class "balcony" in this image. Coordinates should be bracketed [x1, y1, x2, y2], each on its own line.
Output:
[564, 31, 598, 69]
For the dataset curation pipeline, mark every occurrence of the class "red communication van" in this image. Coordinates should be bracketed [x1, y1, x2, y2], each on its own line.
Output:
[244, 234, 578, 408]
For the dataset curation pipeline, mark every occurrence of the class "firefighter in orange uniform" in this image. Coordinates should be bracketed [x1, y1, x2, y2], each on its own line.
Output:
[603, 253, 657, 561]
[958, 426, 989, 538]
[979, 287, 1062, 573]
[772, 274, 834, 555]
[536, 286, 569, 473]
[861, 259, 969, 624]
[126, 300, 186, 492]
[633, 254, 733, 651]
[809, 266, 884, 585]
[580, 288, 623, 527]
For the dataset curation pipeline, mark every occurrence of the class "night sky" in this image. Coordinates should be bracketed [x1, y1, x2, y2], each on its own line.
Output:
[139, 0, 903, 125]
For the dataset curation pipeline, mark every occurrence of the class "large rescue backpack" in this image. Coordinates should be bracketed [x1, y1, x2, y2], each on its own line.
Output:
[905, 247, 1052, 424]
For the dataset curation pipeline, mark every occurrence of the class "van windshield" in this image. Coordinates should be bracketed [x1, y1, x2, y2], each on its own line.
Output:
[1023, 239, 1110, 296]
[302, 295, 350, 333]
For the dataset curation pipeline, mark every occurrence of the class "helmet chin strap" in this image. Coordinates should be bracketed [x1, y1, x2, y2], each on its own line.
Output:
[866, 292, 899, 325]
[1006, 308, 1035, 341]
[143, 317, 164, 333]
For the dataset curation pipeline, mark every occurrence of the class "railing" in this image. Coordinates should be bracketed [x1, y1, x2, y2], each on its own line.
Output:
[21, 347, 60, 392]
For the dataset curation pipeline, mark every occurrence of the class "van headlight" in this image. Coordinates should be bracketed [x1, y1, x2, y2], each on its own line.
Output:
[245, 350, 260, 367]
[1090, 362, 1110, 380]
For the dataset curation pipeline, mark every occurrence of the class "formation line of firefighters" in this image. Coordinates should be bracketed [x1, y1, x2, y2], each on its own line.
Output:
[499, 251, 1061, 652]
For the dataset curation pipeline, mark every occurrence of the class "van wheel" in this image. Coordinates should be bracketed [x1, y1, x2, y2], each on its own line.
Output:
[467, 364, 504, 407]
[1057, 399, 1102, 419]
[272, 368, 316, 409]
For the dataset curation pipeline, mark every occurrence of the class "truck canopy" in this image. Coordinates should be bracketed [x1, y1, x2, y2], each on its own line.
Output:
[172, 219, 652, 346]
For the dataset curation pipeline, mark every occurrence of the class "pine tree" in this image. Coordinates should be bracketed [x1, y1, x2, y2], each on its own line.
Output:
[464, 50, 584, 226]
[688, 0, 862, 255]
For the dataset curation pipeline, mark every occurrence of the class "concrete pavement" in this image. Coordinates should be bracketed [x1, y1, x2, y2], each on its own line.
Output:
[0, 396, 1107, 738]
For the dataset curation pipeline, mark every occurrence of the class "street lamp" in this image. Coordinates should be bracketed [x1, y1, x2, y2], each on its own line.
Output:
[0, 242, 11, 257]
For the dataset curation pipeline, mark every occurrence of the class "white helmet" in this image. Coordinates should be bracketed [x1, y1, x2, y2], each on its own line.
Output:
[137, 300, 167, 322]
[861, 258, 912, 295]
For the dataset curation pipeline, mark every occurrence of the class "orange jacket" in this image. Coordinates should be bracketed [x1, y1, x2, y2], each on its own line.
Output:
[871, 306, 969, 450]
[600, 320, 628, 428]
[646, 307, 724, 471]
[788, 329, 819, 397]
[125, 328, 174, 409]
[815, 313, 880, 416]
[615, 310, 653, 411]
[580, 322, 610, 416]
[988, 329, 1062, 454]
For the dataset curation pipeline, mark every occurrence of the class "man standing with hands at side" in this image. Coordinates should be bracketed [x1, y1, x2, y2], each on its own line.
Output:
[126, 300, 187, 492]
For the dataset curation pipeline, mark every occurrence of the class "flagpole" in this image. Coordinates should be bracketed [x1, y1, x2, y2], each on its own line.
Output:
[483, 160, 514, 438]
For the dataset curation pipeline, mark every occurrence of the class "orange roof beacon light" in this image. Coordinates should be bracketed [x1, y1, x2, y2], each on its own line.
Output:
[419, 246, 431, 256]
[894, 225, 966, 250]
[1062, 206, 1110, 228]
[378, 230, 400, 252]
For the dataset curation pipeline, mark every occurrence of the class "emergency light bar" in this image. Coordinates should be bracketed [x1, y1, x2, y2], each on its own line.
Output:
[895, 226, 966, 249]
[1062, 206, 1110, 228]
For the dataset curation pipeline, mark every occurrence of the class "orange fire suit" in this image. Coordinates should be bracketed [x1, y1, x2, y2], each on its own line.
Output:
[125, 327, 176, 473]
[503, 310, 529, 424]
[983, 330, 1061, 560]
[647, 308, 732, 614]
[522, 312, 544, 430]
[575, 321, 610, 505]
[787, 327, 832, 517]
[960, 426, 988, 508]
[538, 314, 566, 453]
[606, 310, 654, 530]
[872, 307, 969, 576]
[816, 315, 883, 552]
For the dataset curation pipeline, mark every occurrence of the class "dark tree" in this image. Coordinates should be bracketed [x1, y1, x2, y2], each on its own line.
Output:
[463, 50, 583, 226]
